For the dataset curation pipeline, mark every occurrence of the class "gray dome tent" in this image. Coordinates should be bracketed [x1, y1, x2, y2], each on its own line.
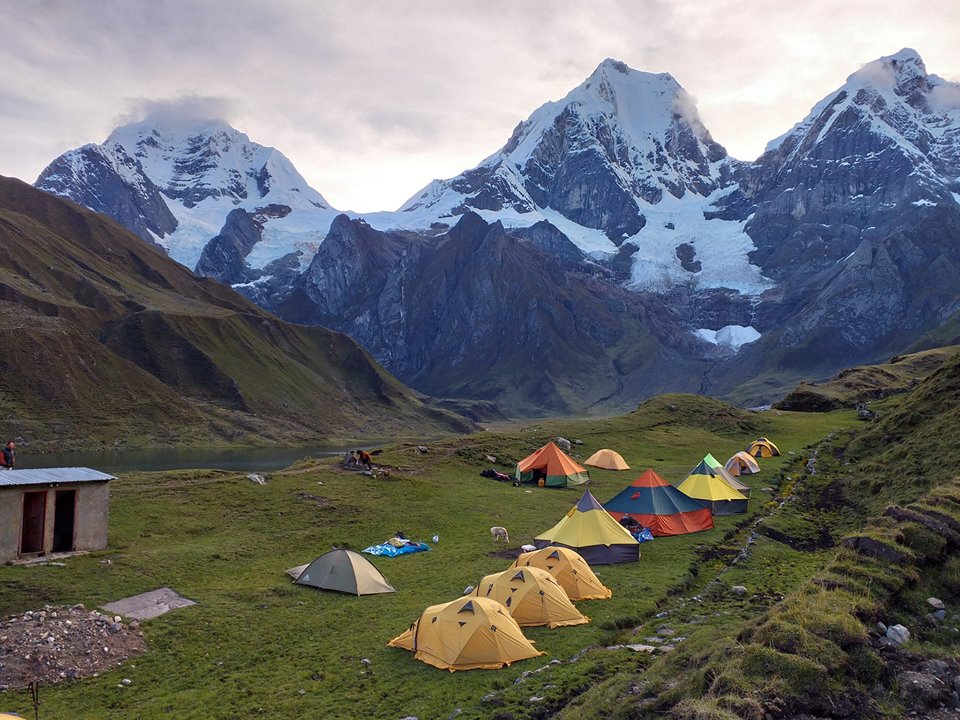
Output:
[292, 549, 396, 595]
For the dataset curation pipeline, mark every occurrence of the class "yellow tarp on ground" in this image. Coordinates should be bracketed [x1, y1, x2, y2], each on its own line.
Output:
[388, 596, 543, 671]
[583, 448, 630, 471]
[512, 546, 611, 600]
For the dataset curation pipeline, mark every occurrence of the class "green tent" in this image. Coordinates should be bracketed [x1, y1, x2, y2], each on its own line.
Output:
[292, 549, 396, 595]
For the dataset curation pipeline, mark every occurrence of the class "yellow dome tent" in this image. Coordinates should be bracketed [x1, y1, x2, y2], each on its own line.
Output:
[473, 566, 590, 628]
[511, 546, 611, 600]
[388, 596, 543, 671]
[534, 490, 640, 564]
[747, 437, 781, 458]
[583, 448, 630, 471]
[724, 451, 761, 477]
[677, 459, 748, 515]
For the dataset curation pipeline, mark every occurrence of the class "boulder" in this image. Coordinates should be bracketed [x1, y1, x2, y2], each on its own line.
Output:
[886, 624, 910, 646]
[927, 597, 945, 611]
[897, 670, 947, 707]
[555, 437, 572, 452]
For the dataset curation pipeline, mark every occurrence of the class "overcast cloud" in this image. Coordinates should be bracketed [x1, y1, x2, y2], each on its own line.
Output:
[1, 0, 958, 211]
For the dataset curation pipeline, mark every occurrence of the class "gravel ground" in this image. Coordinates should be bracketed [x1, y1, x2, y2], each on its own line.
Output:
[0, 604, 146, 690]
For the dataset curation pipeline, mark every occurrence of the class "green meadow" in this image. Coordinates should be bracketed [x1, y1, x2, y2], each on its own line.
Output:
[0, 397, 854, 719]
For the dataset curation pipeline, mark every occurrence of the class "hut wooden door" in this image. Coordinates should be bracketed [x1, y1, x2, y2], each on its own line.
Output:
[20, 491, 46, 554]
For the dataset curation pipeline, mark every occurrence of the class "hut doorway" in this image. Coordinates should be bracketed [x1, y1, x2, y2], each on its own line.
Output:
[53, 490, 77, 552]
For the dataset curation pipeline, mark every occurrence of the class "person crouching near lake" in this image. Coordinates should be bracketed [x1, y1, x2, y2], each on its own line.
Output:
[1, 441, 14, 469]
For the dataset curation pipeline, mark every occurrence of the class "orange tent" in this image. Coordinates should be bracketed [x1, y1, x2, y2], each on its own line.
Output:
[516, 442, 590, 487]
[724, 451, 760, 477]
[584, 448, 630, 471]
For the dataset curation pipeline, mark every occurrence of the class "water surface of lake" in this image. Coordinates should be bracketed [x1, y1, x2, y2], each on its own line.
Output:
[17, 445, 346, 474]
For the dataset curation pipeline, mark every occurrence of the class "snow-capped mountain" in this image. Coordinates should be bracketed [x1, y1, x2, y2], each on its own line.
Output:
[31, 50, 960, 412]
[715, 48, 960, 369]
[399, 58, 770, 296]
[36, 117, 338, 270]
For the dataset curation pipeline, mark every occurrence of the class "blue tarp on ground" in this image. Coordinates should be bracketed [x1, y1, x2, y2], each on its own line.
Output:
[362, 541, 430, 557]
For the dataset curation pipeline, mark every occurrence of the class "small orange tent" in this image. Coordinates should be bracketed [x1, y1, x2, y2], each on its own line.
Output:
[583, 448, 630, 471]
[516, 442, 590, 487]
[724, 451, 760, 477]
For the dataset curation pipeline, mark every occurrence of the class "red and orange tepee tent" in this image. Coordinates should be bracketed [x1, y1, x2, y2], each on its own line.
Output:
[602, 469, 714, 536]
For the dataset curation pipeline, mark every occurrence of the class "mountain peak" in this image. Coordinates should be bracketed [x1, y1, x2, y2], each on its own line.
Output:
[846, 47, 928, 94]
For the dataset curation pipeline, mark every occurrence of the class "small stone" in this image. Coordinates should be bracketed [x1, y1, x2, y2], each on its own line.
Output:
[485, 455, 497, 463]
[730, 585, 748, 596]
[298, 689, 306, 696]
[121, 678, 131, 686]
[928, 597, 945, 611]
[657, 627, 676, 637]
[886, 624, 910, 646]
[876, 621, 888, 634]
[933, 610, 947, 621]
[529, 696, 545, 703]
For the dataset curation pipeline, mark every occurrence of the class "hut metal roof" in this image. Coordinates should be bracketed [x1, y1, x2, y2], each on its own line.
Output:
[0, 467, 115, 487]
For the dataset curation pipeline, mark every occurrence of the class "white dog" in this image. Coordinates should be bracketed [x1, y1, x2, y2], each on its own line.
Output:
[490, 526, 510, 543]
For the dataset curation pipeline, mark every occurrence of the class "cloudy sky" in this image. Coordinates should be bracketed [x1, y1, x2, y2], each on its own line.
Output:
[1, 0, 958, 212]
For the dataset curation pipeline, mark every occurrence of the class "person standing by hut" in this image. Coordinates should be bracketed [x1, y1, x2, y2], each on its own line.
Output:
[1, 441, 14, 469]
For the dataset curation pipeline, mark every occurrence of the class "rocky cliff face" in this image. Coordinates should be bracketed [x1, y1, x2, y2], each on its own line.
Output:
[715, 49, 960, 374]
[256, 212, 708, 414]
[36, 144, 177, 244]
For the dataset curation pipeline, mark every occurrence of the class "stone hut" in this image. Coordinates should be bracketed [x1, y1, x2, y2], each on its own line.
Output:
[0, 467, 114, 563]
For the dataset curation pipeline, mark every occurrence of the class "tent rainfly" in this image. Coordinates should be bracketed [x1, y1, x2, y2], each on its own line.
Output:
[583, 448, 630, 471]
[534, 490, 640, 564]
[516, 442, 590, 488]
[603, 468, 714, 536]
[388, 596, 543, 671]
[473, 566, 589, 628]
[701, 454, 751, 497]
[677, 460, 748, 515]
[511, 546, 611, 600]
[747, 437, 781, 458]
[292, 549, 396, 595]
[724, 451, 761, 477]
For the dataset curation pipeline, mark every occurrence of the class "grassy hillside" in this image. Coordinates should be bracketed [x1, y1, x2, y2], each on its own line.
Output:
[0, 177, 474, 449]
[0, 396, 850, 719]
[775, 345, 960, 411]
[556, 350, 960, 719]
